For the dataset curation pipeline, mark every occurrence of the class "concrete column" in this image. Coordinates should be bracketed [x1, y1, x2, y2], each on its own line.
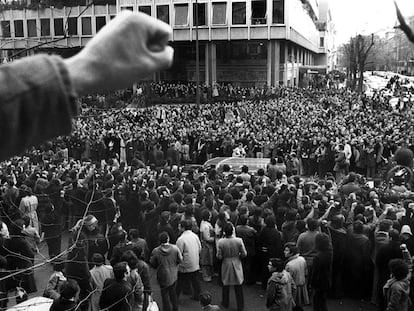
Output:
[267, 41, 272, 86]
[205, 42, 217, 86]
[283, 42, 288, 85]
[274, 40, 280, 86]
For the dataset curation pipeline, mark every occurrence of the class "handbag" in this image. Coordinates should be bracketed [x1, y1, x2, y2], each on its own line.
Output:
[146, 295, 159, 311]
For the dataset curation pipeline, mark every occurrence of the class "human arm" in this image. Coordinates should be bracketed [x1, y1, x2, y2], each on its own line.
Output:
[0, 11, 172, 162]
[44, 274, 61, 300]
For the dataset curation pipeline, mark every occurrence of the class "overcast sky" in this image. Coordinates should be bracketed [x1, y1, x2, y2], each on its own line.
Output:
[330, 0, 414, 45]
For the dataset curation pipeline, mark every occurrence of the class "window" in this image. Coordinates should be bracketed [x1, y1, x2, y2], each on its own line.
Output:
[251, 0, 266, 24]
[175, 4, 189, 26]
[27, 19, 37, 37]
[14, 20, 23, 37]
[41, 18, 50, 36]
[96, 16, 106, 32]
[54, 18, 64, 36]
[157, 5, 170, 24]
[121, 6, 133, 11]
[232, 2, 246, 25]
[110, 15, 116, 20]
[82, 17, 92, 35]
[212, 3, 226, 25]
[139, 6, 151, 16]
[1, 21, 10, 38]
[320, 37, 324, 47]
[68, 17, 78, 35]
[272, 0, 284, 24]
[193, 3, 206, 26]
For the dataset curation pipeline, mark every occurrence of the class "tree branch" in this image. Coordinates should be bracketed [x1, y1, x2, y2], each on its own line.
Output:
[394, 0, 414, 43]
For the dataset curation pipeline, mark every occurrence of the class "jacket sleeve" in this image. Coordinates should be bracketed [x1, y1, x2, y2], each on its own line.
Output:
[44, 275, 60, 300]
[266, 281, 276, 308]
[386, 286, 402, 311]
[0, 54, 79, 161]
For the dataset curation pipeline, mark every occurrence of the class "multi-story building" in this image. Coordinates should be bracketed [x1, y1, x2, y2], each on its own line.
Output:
[0, 0, 335, 86]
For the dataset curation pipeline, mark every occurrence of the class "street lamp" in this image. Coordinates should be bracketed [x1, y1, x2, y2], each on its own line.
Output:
[195, 0, 200, 105]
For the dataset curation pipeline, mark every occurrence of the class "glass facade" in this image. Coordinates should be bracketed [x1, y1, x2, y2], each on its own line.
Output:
[54, 18, 64, 36]
[27, 19, 37, 37]
[175, 4, 189, 26]
[41, 18, 50, 36]
[272, 0, 284, 24]
[157, 5, 170, 24]
[212, 2, 226, 25]
[14, 20, 23, 37]
[232, 2, 246, 25]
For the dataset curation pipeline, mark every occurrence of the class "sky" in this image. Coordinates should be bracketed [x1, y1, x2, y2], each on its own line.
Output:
[330, 0, 414, 45]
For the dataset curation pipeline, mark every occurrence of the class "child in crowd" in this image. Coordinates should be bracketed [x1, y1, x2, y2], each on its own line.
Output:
[199, 291, 220, 311]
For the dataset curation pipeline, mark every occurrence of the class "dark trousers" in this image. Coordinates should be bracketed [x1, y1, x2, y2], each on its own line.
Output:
[69, 278, 91, 311]
[241, 256, 254, 285]
[176, 271, 201, 299]
[313, 289, 328, 311]
[161, 282, 178, 311]
[222, 284, 244, 311]
[45, 235, 61, 258]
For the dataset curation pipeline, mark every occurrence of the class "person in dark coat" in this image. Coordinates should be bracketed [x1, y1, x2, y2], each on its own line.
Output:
[309, 233, 332, 311]
[375, 229, 403, 311]
[257, 216, 283, 288]
[6, 219, 37, 295]
[99, 262, 133, 311]
[345, 220, 372, 299]
[49, 279, 80, 311]
[327, 214, 347, 298]
[235, 214, 257, 285]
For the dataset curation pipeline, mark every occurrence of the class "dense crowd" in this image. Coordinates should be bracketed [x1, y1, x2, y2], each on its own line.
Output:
[0, 85, 413, 311]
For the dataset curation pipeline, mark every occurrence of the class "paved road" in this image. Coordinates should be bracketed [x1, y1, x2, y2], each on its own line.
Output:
[13, 235, 376, 311]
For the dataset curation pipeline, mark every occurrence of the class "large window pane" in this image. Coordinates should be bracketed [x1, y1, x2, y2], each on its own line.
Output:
[96, 16, 106, 32]
[175, 4, 188, 26]
[139, 6, 151, 16]
[232, 2, 246, 25]
[193, 3, 206, 26]
[68, 17, 78, 35]
[82, 17, 92, 35]
[54, 18, 64, 36]
[121, 6, 133, 11]
[157, 5, 170, 24]
[14, 20, 23, 37]
[1, 21, 10, 38]
[212, 3, 226, 25]
[41, 18, 50, 36]
[251, 0, 266, 24]
[272, 0, 284, 24]
[27, 19, 37, 37]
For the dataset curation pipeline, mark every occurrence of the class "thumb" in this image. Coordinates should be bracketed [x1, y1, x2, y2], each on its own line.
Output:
[149, 45, 174, 71]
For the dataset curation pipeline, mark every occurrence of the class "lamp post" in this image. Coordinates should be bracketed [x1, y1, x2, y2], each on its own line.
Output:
[195, 0, 200, 105]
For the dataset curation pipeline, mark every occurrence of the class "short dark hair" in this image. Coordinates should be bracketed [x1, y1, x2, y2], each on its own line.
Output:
[159, 231, 169, 244]
[199, 291, 212, 306]
[201, 209, 211, 221]
[113, 262, 128, 281]
[265, 215, 276, 228]
[121, 250, 138, 270]
[306, 218, 318, 231]
[389, 259, 409, 280]
[60, 279, 80, 300]
[92, 253, 105, 266]
[128, 229, 139, 240]
[284, 242, 298, 255]
[223, 223, 234, 237]
[239, 214, 248, 225]
[269, 258, 284, 272]
[180, 219, 192, 231]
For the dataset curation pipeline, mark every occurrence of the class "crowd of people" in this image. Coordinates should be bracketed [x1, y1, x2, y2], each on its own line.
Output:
[0, 85, 413, 311]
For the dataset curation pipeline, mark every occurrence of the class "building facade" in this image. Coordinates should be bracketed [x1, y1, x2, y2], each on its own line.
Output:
[0, 0, 334, 86]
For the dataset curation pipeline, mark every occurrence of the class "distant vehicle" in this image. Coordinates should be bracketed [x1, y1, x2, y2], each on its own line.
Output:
[203, 157, 271, 174]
